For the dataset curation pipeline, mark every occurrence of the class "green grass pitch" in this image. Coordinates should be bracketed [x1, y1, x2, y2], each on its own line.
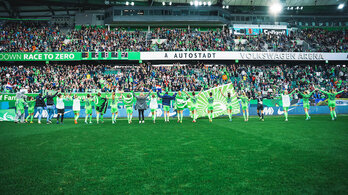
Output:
[0, 115, 348, 194]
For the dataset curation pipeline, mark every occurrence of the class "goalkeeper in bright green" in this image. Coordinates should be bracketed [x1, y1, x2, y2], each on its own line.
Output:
[206, 92, 214, 123]
[184, 88, 203, 123]
[121, 92, 134, 124]
[237, 91, 250, 122]
[175, 91, 187, 123]
[84, 94, 94, 124]
[25, 96, 36, 123]
[219, 88, 234, 122]
[317, 88, 345, 120]
[110, 92, 121, 124]
[298, 89, 315, 120]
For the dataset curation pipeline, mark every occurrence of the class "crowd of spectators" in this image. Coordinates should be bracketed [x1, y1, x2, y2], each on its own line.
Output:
[150, 28, 231, 51]
[1, 63, 347, 99]
[1, 22, 347, 52]
[298, 28, 348, 52]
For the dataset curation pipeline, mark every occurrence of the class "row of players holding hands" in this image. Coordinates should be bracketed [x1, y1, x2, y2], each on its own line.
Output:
[15, 87, 345, 124]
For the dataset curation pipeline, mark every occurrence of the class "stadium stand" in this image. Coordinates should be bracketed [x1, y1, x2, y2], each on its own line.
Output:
[1, 22, 347, 52]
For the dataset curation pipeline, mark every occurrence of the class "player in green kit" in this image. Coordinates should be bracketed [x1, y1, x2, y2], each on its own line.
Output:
[84, 94, 94, 124]
[237, 91, 250, 122]
[219, 88, 234, 122]
[317, 88, 346, 120]
[175, 91, 187, 123]
[110, 92, 121, 124]
[206, 92, 214, 123]
[121, 92, 134, 124]
[298, 89, 315, 120]
[25, 96, 36, 123]
[184, 88, 203, 123]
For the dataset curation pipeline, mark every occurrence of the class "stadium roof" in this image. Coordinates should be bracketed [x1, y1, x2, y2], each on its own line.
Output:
[1, 0, 346, 18]
[2, 0, 347, 7]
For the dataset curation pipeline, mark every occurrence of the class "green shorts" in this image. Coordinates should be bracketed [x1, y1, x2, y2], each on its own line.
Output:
[74, 111, 80, 114]
[190, 106, 196, 111]
[176, 106, 184, 111]
[328, 102, 336, 108]
[163, 105, 170, 112]
[28, 108, 34, 114]
[151, 109, 156, 112]
[283, 107, 288, 111]
[126, 106, 133, 114]
[111, 107, 118, 113]
[242, 104, 248, 110]
[208, 105, 214, 111]
[85, 108, 92, 115]
[227, 104, 233, 110]
[303, 103, 310, 109]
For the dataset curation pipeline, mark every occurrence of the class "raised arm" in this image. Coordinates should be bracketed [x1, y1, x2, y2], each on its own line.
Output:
[319, 89, 329, 95]
[52, 91, 58, 98]
[183, 91, 191, 98]
[144, 89, 151, 98]
[170, 92, 177, 99]
[198, 88, 204, 96]
[335, 90, 345, 95]
[157, 91, 164, 98]
[219, 88, 226, 97]
[43, 92, 48, 99]
[308, 90, 315, 96]
[288, 88, 297, 96]
[298, 90, 304, 96]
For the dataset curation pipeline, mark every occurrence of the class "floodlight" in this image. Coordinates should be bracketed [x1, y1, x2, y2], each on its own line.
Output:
[199, 2, 202, 6]
[338, 3, 344, 9]
[190, 1, 193, 6]
[226, 5, 229, 9]
[208, 1, 211, 6]
[169, 2, 172, 5]
[162, 2, 165, 6]
[131, 2, 134, 6]
[194, 1, 198, 6]
[126, 1, 129, 6]
[269, 3, 282, 15]
[203, 2, 207, 6]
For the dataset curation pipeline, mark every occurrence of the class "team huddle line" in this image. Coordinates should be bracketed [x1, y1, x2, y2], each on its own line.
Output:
[13, 86, 346, 124]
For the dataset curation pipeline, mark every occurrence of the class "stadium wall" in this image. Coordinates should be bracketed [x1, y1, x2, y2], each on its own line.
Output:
[1, 105, 348, 121]
[1, 92, 348, 120]
[1, 52, 347, 62]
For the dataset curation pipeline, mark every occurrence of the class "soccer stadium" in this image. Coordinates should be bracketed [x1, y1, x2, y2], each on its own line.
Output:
[0, 0, 348, 194]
